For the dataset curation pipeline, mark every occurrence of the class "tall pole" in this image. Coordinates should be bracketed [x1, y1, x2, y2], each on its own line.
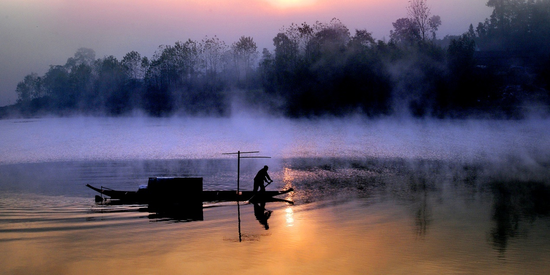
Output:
[237, 151, 240, 193]
[237, 199, 242, 242]
[222, 150, 271, 243]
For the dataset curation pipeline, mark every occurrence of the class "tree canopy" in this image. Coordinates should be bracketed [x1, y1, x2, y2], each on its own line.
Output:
[6, 0, 550, 119]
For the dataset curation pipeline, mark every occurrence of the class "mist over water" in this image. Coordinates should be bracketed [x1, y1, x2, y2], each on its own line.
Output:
[2, 115, 549, 198]
[2, 116, 549, 166]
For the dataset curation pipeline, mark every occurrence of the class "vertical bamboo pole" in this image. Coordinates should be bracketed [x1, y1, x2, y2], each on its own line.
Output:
[237, 151, 240, 194]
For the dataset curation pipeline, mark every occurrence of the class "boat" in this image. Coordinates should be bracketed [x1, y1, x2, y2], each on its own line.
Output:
[86, 177, 293, 204]
[86, 184, 149, 203]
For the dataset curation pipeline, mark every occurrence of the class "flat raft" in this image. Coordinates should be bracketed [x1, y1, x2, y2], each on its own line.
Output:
[86, 177, 293, 204]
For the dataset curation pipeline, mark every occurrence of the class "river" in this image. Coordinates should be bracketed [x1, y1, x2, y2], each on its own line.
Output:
[1, 117, 549, 274]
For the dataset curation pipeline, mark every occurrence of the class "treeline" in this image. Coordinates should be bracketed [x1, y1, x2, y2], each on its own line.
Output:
[12, 36, 257, 116]
[7, 0, 550, 118]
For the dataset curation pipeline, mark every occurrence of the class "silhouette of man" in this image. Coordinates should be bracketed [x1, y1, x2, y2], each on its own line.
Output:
[253, 165, 272, 193]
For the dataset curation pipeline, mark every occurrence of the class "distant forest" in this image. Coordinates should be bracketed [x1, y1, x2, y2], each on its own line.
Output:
[3, 0, 550, 119]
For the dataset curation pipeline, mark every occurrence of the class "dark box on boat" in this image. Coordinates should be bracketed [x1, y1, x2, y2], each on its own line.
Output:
[147, 177, 203, 220]
[147, 177, 203, 203]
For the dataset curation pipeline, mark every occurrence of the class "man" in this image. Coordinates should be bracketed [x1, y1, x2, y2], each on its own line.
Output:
[253, 165, 272, 193]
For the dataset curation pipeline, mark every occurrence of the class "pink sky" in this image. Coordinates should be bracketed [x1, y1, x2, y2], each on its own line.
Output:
[0, 0, 492, 106]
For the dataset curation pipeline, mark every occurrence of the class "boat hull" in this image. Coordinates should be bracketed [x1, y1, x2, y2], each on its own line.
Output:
[86, 184, 293, 203]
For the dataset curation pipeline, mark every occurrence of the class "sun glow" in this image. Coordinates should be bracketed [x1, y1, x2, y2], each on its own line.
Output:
[265, 0, 317, 9]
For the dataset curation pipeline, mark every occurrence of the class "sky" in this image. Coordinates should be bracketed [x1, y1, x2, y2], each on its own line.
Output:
[0, 0, 492, 107]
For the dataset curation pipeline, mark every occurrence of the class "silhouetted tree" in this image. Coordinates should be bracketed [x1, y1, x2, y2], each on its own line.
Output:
[391, 0, 441, 45]
[476, 0, 550, 53]
[94, 56, 130, 114]
[16, 73, 43, 103]
[231, 36, 258, 85]
[10, 2, 549, 119]
[70, 63, 94, 111]
[407, 0, 441, 41]
[442, 34, 481, 114]
[200, 36, 227, 75]
[65, 48, 96, 70]
[349, 29, 376, 49]
[390, 18, 421, 44]
[143, 45, 177, 115]
[306, 18, 350, 62]
[42, 65, 72, 111]
[121, 51, 148, 80]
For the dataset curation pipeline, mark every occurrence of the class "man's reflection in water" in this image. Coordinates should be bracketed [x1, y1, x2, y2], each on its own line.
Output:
[254, 201, 272, 230]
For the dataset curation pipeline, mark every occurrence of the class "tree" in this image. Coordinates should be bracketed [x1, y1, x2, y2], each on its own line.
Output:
[200, 36, 227, 75]
[43, 65, 72, 110]
[146, 40, 200, 90]
[447, 34, 476, 76]
[121, 51, 148, 80]
[283, 21, 319, 58]
[306, 18, 350, 59]
[476, 21, 488, 39]
[65, 48, 96, 71]
[390, 18, 420, 44]
[350, 29, 376, 49]
[259, 48, 275, 92]
[143, 45, 178, 115]
[407, 0, 429, 40]
[428, 15, 442, 40]
[467, 24, 476, 39]
[93, 56, 130, 114]
[120, 51, 147, 112]
[175, 40, 201, 85]
[69, 63, 93, 110]
[476, 0, 550, 52]
[273, 32, 299, 71]
[486, 0, 515, 29]
[16, 73, 43, 103]
[406, 0, 441, 41]
[231, 36, 258, 83]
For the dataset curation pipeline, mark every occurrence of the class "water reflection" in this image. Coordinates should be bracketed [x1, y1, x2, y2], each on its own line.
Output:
[96, 198, 289, 228]
[413, 191, 431, 238]
[93, 197, 204, 222]
[281, 157, 550, 259]
[285, 207, 294, 227]
[253, 201, 272, 230]
[2, 157, 550, 273]
[93, 194, 292, 245]
[145, 205, 204, 222]
[489, 180, 550, 255]
[407, 170, 438, 238]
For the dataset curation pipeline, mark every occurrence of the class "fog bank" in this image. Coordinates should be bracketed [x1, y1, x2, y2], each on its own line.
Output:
[1, 117, 548, 167]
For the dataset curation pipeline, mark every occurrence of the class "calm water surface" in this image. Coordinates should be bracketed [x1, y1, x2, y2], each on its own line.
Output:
[1, 117, 550, 274]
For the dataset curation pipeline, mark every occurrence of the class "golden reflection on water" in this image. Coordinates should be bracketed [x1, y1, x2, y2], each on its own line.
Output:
[285, 207, 294, 227]
[2, 192, 550, 274]
[282, 167, 294, 189]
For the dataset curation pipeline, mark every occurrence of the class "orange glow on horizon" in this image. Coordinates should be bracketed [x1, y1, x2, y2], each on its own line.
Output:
[264, 0, 318, 9]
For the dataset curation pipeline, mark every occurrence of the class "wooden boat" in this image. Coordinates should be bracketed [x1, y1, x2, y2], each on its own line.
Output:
[86, 184, 148, 203]
[86, 184, 293, 203]
[86, 178, 293, 204]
